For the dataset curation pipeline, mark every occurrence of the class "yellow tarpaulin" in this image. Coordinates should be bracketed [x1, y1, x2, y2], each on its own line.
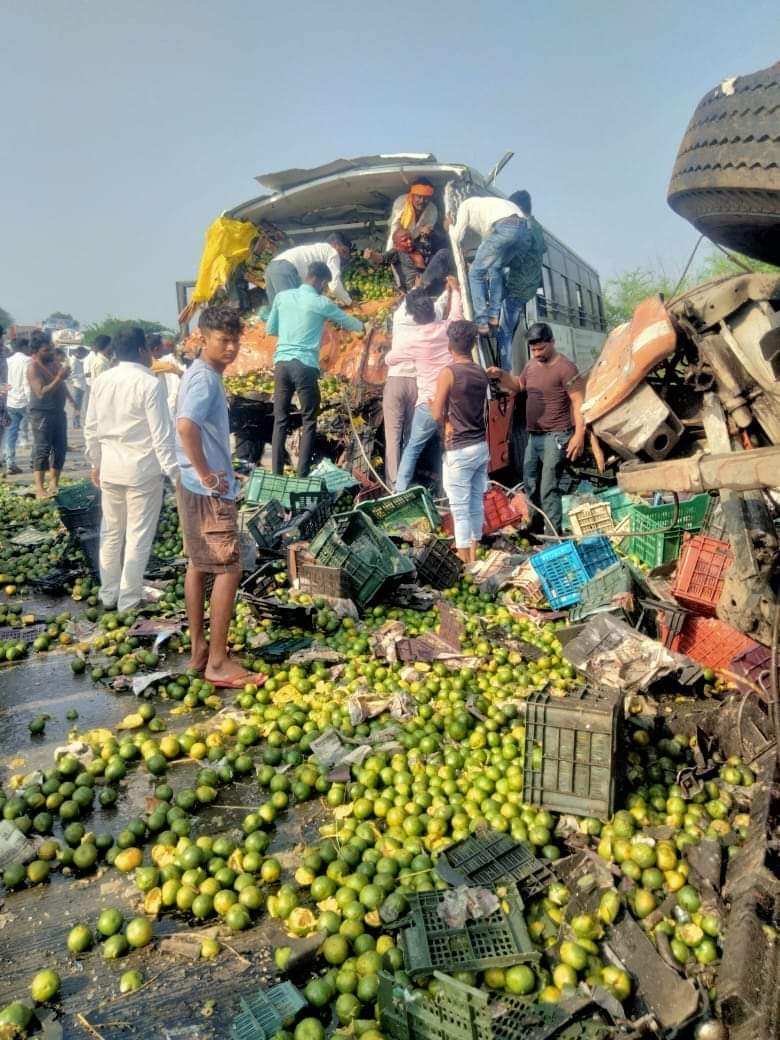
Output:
[191, 216, 257, 303]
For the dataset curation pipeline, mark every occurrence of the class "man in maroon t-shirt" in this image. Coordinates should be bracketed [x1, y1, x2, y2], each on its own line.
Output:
[489, 321, 585, 532]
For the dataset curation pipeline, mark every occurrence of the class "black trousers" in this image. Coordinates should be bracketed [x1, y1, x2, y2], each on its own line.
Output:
[30, 409, 67, 473]
[272, 360, 320, 477]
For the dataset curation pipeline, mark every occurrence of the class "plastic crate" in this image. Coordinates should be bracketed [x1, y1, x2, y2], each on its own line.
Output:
[576, 535, 619, 578]
[230, 982, 305, 1040]
[568, 501, 614, 538]
[245, 468, 326, 508]
[626, 493, 711, 568]
[289, 489, 332, 515]
[731, 644, 776, 694]
[298, 562, 350, 599]
[0, 623, 47, 643]
[246, 500, 288, 550]
[356, 486, 441, 533]
[310, 458, 361, 495]
[397, 882, 538, 978]
[665, 615, 760, 671]
[437, 831, 556, 900]
[256, 636, 312, 662]
[310, 511, 416, 607]
[522, 687, 623, 817]
[671, 534, 733, 616]
[378, 972, 596, 1040]
[413, 538, 464, 590]
[530, 543, 590, 609]
[56, 481, 101, 534]
[483, 486, 527, 535]
[277, 496, 333, 545]
[354, 481, 385, 505]
[568, 562, 635, 624]
[596, 486, 634, 524]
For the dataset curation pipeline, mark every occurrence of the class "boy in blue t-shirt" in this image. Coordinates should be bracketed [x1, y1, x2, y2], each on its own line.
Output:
[175, 305, 256, 689]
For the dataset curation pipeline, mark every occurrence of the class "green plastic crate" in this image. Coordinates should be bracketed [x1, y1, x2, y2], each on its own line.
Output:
[310, 511, 416, 607]
[522, 687, 623, 818]
[626, 493, 711, 568]
[568, 561, 635, 623]
[230, 982, 305, 1040]
[437, 831, 556, 900]
[378, 972, 607, 1040]
[596, 486, 634, 524]
[309, 458, 361, 494]
[396, 882, 538, 978]
[245, 468, 326, 509]
[356, 486, 442, 533]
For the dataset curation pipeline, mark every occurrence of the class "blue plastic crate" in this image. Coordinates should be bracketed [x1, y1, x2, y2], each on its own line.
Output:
[577, 535, 619, 578]
[530, 542, 590, 609]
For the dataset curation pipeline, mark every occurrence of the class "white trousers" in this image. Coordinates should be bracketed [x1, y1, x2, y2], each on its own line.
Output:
[99, 478, 164, 611]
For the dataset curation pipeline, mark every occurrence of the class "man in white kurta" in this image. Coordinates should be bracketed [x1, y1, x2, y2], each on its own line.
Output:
[84, 327, 179, 611]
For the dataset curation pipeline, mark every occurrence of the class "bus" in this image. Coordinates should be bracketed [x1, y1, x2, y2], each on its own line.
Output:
[178, 152, 608, 473]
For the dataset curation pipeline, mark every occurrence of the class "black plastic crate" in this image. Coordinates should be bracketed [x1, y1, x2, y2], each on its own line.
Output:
[413, 538, 464, 590]
[246, 500, 288, 551]
[289, 489, 332, 515]
[522, 687, 623, 818]
[436, 832, 556, 900]
[396, 882, 538, 978]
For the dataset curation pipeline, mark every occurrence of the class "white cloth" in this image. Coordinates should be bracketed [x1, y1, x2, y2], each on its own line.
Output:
[84, 361, 179, 485]
[85, 351, 112, 385]
[386, 195, 439, 250]
[451, 197, 525, 244]
[6, 352, 30, 409]
[99, 478, 164, 611]
[273, 243, 351, 305]
[69, 357, 87, 391]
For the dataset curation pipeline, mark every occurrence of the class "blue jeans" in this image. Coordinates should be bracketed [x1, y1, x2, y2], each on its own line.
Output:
[469, 220, 531, 326]
[443, 441, 490, 549]
[523, 430, 573, 533]
[265, 259, 300, 303]
[498, 297, 527, 372]
[5, 406, 26, 467]
[395, 403, 440, 492]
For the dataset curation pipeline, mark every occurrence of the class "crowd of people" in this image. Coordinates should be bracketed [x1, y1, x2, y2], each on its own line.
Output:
[262, 182, 583, 558]
[0, 183, 585, 679]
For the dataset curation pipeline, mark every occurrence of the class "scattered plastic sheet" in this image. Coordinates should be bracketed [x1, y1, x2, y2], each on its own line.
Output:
[438, 885, 500, 928]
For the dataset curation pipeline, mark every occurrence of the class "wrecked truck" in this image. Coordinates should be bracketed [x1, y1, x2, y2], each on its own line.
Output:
[581, 63, 780, 650]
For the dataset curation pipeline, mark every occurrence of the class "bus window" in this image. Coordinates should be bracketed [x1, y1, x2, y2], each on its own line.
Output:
[575, 284, 586, 326]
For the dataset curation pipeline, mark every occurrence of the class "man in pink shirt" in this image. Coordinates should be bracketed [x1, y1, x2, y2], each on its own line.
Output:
[386, 284, 462, 491]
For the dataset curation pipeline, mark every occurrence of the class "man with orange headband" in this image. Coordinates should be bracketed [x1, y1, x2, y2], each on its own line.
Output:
[386, 179, 438, 250]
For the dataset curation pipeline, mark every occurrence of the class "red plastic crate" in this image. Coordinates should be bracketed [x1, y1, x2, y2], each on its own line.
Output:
[661, 614, 760, 670]
[354, 481, 385, 505]
[441, 488, 528, 538]
[483, 486, 528, 535]
[671, 534, 733, 616]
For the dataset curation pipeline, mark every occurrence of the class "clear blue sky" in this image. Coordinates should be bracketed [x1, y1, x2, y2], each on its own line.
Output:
[1, 0, 776, 328]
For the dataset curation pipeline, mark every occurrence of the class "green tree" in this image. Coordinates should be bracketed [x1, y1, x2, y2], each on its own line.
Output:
[44, 311, 79, 328]
[697, 248, 779, 281]
[83, 316, 175, 345]
[0, 305, 14, 329]
[603, 267, 686, 330]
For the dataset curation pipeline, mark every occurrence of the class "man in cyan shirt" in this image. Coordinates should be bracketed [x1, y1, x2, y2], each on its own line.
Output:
[175, 305, 253, 689]
[489, 321, 585, 532]
[85, 327, 178, 612]
[264, 233, 353, 305]
[266, 262, 363, 477]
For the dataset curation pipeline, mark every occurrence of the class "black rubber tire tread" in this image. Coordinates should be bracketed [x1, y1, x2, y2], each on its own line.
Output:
[668, 63, 780, 263]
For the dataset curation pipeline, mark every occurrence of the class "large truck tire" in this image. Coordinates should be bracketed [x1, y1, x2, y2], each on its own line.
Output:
[667, 62, 780, 264]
